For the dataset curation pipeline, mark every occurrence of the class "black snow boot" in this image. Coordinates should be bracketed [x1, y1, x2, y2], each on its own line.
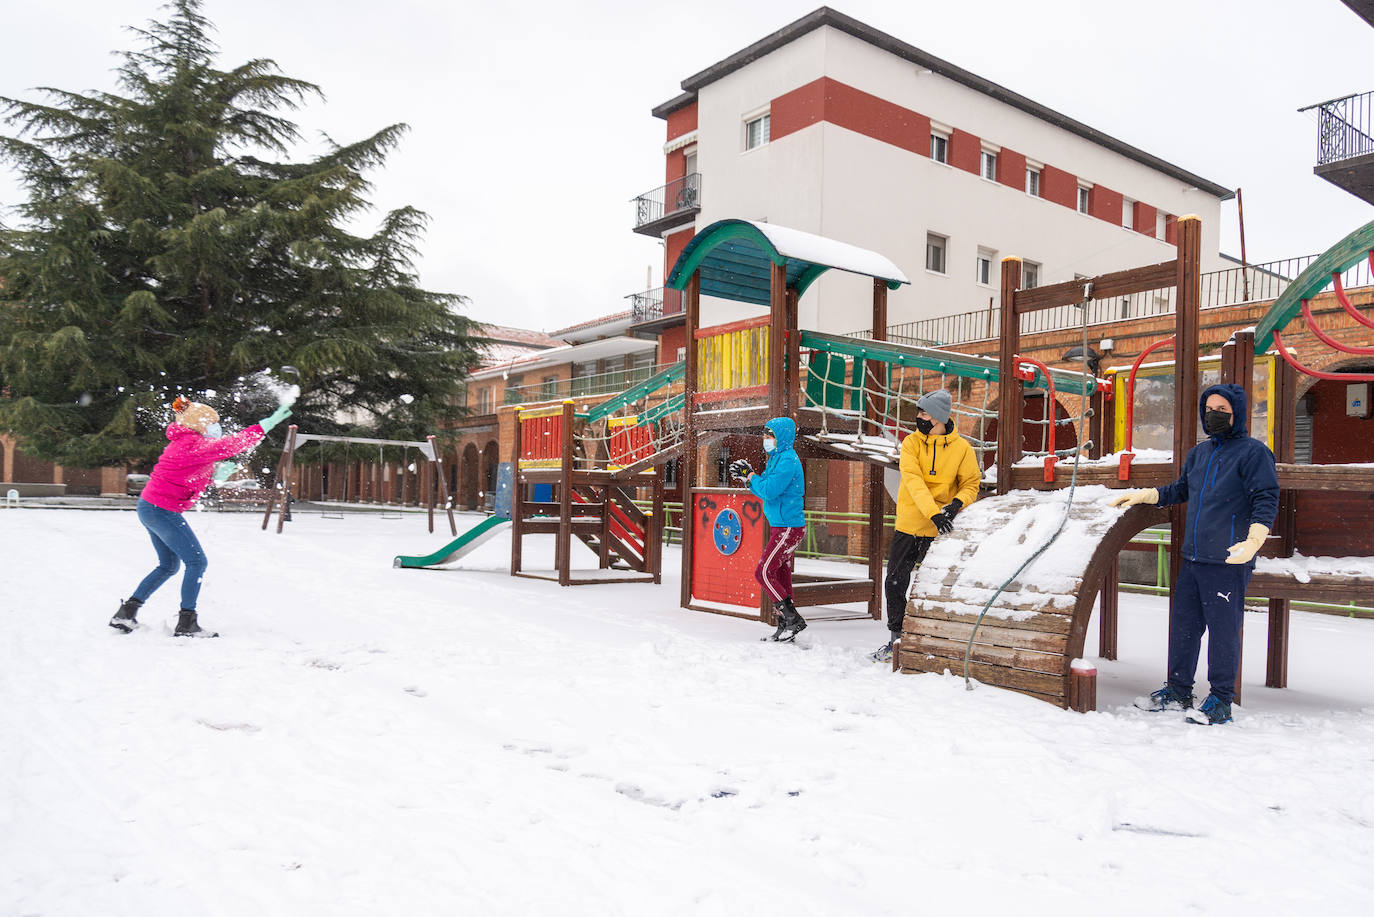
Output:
[109, 597, 143, 633]
[777, 599, 806, 642]
[173, 608, 218, 638]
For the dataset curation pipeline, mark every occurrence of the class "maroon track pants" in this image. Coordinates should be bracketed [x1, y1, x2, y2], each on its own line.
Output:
[754, 526, 805, 603]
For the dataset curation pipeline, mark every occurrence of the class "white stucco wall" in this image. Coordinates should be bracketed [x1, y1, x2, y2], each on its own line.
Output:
[676, 23, 1229, 335]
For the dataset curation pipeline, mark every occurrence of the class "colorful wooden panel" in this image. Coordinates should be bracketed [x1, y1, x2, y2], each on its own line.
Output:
[607, 416, 655, 470]
[691, 490, 766, 607]
[696, 320, 770, 397]
[519, 406, 564, 469]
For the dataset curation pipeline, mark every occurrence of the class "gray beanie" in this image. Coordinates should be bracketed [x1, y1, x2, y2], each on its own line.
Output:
[915, 389, 953, 425]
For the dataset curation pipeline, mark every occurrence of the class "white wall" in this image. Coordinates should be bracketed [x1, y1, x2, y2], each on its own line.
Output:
[682, 23, 1230, 335]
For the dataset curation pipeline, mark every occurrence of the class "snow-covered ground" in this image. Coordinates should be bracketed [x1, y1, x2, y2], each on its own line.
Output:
[3, 506, 1373, 915]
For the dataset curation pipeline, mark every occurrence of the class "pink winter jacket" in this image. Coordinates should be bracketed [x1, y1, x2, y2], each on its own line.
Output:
[141, 423, 266, 513]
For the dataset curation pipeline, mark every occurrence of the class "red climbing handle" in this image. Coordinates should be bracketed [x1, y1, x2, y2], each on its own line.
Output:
[1272, 329, 1374, 382]
[1300, 299, 1374, 355]
[1333, 265, 1374, 331]
[1014, 354, 1059, 481]
[1119, 335, 1176, 480]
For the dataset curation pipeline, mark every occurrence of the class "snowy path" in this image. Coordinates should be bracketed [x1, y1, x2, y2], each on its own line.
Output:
[2, 508, 1372, 915]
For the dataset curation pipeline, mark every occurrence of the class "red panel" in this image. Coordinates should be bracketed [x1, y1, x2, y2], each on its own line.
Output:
[1133, 201, 1158, 236]
[772, 77, 930, 156]
[608, 423, 654, 468]
[998, 148, 1026, 190]
[691, 491, 766, 607]
[665, 103, 697, 142]
[1040, 164, 1078, 209]
[1164, 214, 1177, 244]
[658, 323, 686, 363]
[949, 128, 981, 175]
[521, 414, 563, 463]
[1090, 185, 1123, 226]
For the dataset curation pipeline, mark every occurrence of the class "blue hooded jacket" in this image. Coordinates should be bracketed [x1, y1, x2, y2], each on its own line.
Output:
[747, 417, 806, 528]
[1156, 383, 1279, 565]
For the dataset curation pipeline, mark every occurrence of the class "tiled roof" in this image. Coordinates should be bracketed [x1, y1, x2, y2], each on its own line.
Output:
[549, 311, 633, 337]
[476, 324, 562, 349]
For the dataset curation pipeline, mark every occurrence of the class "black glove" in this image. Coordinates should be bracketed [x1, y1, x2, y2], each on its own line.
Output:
[931, 512, 954, 535]
[941, 498, 964, 520]
[728, 459, 754, 481]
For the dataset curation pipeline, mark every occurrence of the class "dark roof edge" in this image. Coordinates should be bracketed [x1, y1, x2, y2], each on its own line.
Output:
[657, 6, 1233, 199]
[651, 91, 697, 119]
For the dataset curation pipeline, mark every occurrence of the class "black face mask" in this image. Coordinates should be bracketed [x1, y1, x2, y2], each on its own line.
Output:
[913, 417, 935, 436]
[1204, 409, 1233, 436]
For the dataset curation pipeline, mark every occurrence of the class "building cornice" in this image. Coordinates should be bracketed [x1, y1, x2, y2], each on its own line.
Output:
[653, 6, 1232, 200]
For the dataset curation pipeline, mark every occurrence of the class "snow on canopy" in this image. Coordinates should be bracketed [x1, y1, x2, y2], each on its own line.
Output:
[666, 219, 909, 306]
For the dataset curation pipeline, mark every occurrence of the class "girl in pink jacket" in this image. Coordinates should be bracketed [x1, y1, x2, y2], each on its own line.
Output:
[110, 396, 291, 636]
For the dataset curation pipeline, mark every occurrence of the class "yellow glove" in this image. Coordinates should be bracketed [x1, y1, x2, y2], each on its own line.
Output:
[1226, 523, 1269, 565]
[1108, 488, 1159, 508]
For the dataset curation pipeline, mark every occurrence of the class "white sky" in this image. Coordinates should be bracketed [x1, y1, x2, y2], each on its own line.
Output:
[2, 0, 1371, 333]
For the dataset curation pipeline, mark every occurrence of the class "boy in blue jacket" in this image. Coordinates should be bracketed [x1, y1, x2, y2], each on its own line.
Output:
[1111, 384, 1279, 724]
[736, 417, 808, 642]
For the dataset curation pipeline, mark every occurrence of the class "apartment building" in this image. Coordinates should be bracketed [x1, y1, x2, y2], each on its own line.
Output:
[630, 7, 1233, 354]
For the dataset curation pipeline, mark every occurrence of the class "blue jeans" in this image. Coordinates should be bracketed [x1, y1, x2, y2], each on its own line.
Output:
[131, 499, 208, 610]
[1168, 559, 1252, 704]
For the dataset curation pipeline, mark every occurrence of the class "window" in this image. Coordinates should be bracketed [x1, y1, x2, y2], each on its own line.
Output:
[684, 148, 697, 176]
[1122, 198, 1134, 229]
[1077, 186, 1090, 214]
[975, 247, 996, 285]
[1022, 261, 1041, 289]
[926, 233, 947, 274]
[930, 133, 948, 164]
[744, 113, 770, 150]
[630, 350, 655, 383]
[540, 375, 559, 400]
[1026, 167, 1041, 196]
[476, 387, 492, 414]
[571, 359, 599, 396]
[980, 150, 997, 180]
[1156, 211, 1168, 239]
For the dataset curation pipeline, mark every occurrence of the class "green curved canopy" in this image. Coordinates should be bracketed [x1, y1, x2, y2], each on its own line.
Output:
[1254, 218, 1374, 351]
[666, 219, 909, 306]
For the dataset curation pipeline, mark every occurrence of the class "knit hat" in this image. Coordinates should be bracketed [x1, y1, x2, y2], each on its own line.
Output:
[914, 389, 953, 425]
[175, 400, 220, 434]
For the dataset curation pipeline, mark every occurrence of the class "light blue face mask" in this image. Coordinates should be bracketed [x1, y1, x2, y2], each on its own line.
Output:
[763, 435, 776, 453]
[204, 422, 223, 439]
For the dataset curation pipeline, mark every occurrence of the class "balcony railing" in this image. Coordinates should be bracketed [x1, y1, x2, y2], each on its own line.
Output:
[1305, 91, 1374, 165]
[631, 173, 701, 232]
[846, 253, 1374, 347]
[499, 362, 681, 407]
[628, 286, 664, 324]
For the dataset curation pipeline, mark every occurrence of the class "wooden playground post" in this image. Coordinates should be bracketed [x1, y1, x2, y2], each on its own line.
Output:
[680, 272, 700, 609]
[1267, 356, 1299, 688]
[426, 435, 457, 536]
[510, 407, 524, 576]
[1167, 216, 1203, 682]
[866, 277, 889, 620]
[651, 470, 665, 584]
[768, 260, 787, 418]
[996, 257, 1023, 494]
[262, 424, 299, 533]
[557, 399, 575, 586]
[784, 288, 801, 416]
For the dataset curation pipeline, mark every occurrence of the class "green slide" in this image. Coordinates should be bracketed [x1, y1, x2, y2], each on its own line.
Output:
[393, 516, 510, 569]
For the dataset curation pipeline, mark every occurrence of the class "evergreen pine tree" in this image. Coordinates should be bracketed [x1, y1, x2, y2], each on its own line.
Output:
[0, 0, 480, 468]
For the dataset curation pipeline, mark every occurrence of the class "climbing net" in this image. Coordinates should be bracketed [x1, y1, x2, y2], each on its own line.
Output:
[798, 332, 1099, 467]
[574, 390, 686, 473]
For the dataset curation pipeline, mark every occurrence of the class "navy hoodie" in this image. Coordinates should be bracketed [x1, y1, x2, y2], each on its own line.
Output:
[1156, 383, 1279, 565]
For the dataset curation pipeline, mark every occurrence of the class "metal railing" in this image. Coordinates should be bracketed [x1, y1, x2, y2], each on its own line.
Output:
[499, 362, 680, 406]
[848, 254, 1374, 347]
[1304, 90, 1374, 166]
[632, 173, 701, 229]
[628, 286, 664, 324]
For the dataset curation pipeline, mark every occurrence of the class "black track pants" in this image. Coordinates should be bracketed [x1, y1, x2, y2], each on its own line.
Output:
[884, 531, 933, 635]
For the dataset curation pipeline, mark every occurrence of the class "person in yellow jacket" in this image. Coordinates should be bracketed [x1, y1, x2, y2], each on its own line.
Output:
[872, 389, 982, 663]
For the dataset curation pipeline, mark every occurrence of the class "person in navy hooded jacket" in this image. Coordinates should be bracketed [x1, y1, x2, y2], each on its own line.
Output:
[733, 417, 808, 642]
[1111, 383, 1279, 724]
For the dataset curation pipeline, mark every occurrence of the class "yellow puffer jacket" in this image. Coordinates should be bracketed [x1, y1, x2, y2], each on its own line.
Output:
[895, 428, 982, 536]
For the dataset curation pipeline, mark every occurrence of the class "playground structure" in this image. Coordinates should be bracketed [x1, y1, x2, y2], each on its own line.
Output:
[399, 212, 1374, 711]
[262, 426, 458, 536]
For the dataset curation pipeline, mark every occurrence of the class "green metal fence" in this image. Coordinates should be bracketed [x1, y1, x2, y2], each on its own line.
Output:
[633, 505, 1372, 617]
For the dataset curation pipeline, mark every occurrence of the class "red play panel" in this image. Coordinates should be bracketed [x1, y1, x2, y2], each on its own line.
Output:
[691, 489, 766, 608]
